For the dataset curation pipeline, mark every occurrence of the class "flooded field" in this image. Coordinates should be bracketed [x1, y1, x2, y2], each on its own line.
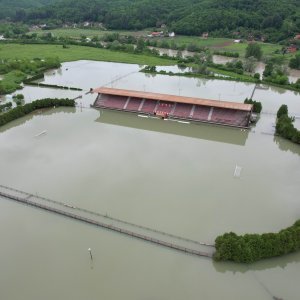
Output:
[150, 47, 300, 83]
[0, 61, 300, 300]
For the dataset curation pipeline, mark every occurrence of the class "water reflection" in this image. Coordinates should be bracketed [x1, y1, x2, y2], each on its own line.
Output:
[95, 109, 249, 145]
[273, 136, 300, 156]
[0, 107, 76, 134]
[213, 251, 300, 274]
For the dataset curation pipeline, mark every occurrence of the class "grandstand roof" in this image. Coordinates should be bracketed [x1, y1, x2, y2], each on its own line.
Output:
[93, 87, 252, 111]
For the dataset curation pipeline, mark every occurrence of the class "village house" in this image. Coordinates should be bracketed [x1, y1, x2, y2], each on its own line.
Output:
[294, 34, 300, 40]
[148, 31, 164, 38]
[202, 32, 209, 39]
[287, 45, 298, 53]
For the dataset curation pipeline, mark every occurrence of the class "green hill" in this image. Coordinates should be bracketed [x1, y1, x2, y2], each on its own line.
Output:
[2, 0, 300, 42]
[0, 0, 55, 19]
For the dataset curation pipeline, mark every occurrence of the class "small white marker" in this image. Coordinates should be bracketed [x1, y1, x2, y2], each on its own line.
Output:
[88, 248, 93, 261]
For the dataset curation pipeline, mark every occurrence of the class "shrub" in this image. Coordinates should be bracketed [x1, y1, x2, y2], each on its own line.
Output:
[254, 73, 260, 80]
[0, 101, 12, 112]
[289, 54, 300, 70]
[277, 104, 288, 118]
[244, 98, 262, 113]
[13, 93, 24, 100]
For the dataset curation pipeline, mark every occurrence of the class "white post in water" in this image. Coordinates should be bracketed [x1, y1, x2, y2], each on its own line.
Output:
[88, 248, 93, 261]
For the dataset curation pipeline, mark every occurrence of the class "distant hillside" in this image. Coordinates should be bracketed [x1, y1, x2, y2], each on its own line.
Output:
[4, 0, 300, 42]
[0, 0, 55, 19]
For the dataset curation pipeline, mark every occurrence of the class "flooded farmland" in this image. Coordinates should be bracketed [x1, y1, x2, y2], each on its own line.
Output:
[0, 61, 300, 300]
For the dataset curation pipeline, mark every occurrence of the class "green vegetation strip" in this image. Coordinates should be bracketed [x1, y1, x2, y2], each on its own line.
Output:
[214, 220, 300, 263]
[0, 98, 75, 127]
[0, 43, 175, 65]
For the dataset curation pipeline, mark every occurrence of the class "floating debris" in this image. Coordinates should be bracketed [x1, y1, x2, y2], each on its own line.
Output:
[88, 248, 93, 261]
[34, 130, 47, 138]
[234, 165, 242, 178]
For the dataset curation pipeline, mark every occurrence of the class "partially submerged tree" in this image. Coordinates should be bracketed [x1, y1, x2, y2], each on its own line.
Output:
[245, 43, 263, 60]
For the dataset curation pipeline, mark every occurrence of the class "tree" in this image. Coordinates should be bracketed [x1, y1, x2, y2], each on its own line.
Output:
[135, 37, 145, 52]
[277, 104, 288, 119]
[243, 56, 257, 72]
[263, 63, 274, 78]
[245, 43, 263, 60]
[289, 54, 300, 70]
[254, 73, 260, 80]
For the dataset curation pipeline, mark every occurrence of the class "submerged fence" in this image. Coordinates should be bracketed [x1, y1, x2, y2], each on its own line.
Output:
[0, 184, 214, 258]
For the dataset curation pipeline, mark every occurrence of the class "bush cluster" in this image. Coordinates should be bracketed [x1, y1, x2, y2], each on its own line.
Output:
[244, 98, 262, 113]
[13, 94, 24, 100]
[214, 220, 300, 263]
[0, 101, 12, 112]
[276, 105, 300, 144]
[0, 98, 75, 127]
[210, 61, 244, 75]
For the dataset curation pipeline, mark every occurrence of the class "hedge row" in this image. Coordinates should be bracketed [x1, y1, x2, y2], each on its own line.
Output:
[214, 220, 300, 263]
[25, 81, 82, 91]
[276, 105, 300, 144]
[24, 73, 82, 91]
[244, 98, 262, 113]
[0, 98, 75, 127]
[23, 73, 45, 84]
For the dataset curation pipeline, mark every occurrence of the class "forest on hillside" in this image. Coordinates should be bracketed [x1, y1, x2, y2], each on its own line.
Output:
[0, 0, 55, 19]
[1, 0, 300, 42]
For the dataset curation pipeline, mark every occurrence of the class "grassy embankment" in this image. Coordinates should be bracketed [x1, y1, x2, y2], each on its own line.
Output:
[0, 43, 175, 66]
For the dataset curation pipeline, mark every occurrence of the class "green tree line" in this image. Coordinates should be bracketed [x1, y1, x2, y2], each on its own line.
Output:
[214, 219, 300, 263]
[0, 98, 75, 127]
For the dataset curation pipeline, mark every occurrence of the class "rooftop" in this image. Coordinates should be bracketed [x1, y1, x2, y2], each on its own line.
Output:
[93, 87, 253, 111]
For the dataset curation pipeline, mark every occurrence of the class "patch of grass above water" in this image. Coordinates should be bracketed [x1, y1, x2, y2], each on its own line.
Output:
[0, 70, 26, 94]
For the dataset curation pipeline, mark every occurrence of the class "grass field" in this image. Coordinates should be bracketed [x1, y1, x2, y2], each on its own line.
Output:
[0, 43, 175, 65]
